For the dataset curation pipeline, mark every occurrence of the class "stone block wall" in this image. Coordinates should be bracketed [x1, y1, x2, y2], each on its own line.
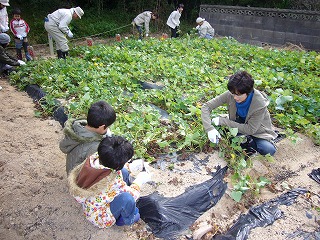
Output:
[199, 5, 320, 50]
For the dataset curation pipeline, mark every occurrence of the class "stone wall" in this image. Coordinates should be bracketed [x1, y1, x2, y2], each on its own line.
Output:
[199, 5, 320, 50]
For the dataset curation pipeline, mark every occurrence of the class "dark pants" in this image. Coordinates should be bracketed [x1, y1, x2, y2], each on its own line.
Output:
[170, 27, 179, 38]
[135, 25, 143, 40]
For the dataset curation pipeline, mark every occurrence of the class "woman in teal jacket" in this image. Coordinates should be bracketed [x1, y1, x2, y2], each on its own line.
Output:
[201, 71, 277, 156]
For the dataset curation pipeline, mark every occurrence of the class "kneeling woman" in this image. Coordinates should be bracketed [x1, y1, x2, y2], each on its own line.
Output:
[201, 70, 277, 156]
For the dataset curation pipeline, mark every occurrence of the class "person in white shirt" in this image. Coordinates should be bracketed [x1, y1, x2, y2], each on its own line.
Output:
[0, 0, 9, 33]
[195, 17, 215, 39]
[166, 3, 184, 38]
[133, 11, 158, 40]
[44, 7, 84, 59]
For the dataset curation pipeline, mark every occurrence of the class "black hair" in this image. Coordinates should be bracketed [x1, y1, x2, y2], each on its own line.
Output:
[227, 71, 254, 95]
[12, 8, 21, 15]
[98, 136, 134, 171]
[87, 100, 116, 129]
[177, 3, 184, 9]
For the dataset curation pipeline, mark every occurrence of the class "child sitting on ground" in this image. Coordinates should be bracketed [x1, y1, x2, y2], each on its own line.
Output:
[9, 8, 32, 61]
[68, 135, 151, 227]
[60, 100, 116, 175]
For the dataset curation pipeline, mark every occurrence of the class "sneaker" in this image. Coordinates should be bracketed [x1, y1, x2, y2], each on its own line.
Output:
[115, 208, 140, 226]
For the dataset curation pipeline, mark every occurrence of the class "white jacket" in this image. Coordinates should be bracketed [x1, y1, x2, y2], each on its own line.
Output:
[134, 11, 152, 34]
[0, 7, 8, 31]
[47, 8, 74, 34]
[198, 21, 215, 38]
[166, 10, 181, 29]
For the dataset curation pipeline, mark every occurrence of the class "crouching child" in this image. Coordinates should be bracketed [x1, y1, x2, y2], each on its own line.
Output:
[68, 135, 151, 227]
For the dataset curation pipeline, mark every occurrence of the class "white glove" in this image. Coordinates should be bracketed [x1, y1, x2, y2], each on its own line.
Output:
[67, 30, 73, 38]
[128, 159, 144, 174]
[208, 128, 221, 144]
[18, 60, 26, 65]
[21, 33, 27, 38]
[133, 171, 152, 187]
[195, 25, 200, 30]
[16, 34, 23, 40]
[212, 117, 220, 126]
[145, 33, 149, 37]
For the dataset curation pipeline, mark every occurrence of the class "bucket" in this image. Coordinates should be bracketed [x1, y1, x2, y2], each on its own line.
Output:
[86, 38, 93, 46]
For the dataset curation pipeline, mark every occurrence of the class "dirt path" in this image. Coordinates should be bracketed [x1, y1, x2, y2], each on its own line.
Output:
[0, 76, 319, 240]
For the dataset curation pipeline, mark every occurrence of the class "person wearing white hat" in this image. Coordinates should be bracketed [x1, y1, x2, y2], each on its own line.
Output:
[44, 7, 84, 59]
[195, 17, 215, 39]
[0, 0, 9, 33]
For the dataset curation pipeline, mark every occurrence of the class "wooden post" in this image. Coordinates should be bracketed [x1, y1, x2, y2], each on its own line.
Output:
[48, 33, 54, 56]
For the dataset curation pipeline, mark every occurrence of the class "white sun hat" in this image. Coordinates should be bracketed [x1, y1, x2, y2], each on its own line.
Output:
[74, 7, 84, 19]
[0, 0, 10, 6]
[196, 17, 205, 23]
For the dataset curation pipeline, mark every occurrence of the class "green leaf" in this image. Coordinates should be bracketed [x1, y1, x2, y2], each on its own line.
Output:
[231, 191, 243, 202]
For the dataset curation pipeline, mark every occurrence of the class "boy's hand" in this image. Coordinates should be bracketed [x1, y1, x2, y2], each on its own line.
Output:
[128, 159, 144, 174]
[133, 171, 152, 187]
[16, 34, 23, 40]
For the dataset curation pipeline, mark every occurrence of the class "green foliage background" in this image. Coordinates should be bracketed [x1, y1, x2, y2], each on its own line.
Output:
[10, 36, 320, 160]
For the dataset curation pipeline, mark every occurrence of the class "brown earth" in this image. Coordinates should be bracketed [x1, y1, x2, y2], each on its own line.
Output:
[0, 43, 319, 240]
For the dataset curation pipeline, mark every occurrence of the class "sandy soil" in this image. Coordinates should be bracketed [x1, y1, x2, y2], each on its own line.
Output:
[0, 68, 319, 240]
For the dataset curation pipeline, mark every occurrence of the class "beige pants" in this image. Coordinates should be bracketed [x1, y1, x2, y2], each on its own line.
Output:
[44, 21, 69, 52]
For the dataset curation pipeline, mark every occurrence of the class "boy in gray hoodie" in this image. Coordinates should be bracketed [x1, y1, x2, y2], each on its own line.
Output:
[60, 100, 116, 174]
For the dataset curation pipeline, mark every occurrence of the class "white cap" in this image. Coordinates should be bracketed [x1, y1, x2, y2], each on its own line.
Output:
[74, 7, 84, 19]
[196, 17, 205, 23]
[0, 0, 10, 6]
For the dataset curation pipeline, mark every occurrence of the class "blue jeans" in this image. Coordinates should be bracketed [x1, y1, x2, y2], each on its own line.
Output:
[135, 25, 143, 40]
[251, 136, 276, 156]
[204, 34, 213, 39]
[121, 168, 130, 185]
[110, 192, 138, 225]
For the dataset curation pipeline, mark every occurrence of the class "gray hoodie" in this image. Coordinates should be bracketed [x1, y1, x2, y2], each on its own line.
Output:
[59, 118, 104, 174]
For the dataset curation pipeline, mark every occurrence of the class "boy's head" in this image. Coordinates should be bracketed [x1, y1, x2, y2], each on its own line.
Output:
[87, 100, 116, 134]
[12, 8, 21, 20]
[98, 136, 134, 171]
[227, 71, 254, 95]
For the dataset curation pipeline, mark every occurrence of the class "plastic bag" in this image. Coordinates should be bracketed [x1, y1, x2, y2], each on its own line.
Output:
[308, 168, 320, 184]
[137, 166, 228, 239]
[213, 188, 308, 240]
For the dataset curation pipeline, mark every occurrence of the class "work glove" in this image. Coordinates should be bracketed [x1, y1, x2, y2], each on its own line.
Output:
[67, 30, 73, 38]
[145, 33, 149, 37]
[128, 159, 144, 174]
[21, 33, 27, 38]
[16, 34, 23, 40]
[131, 21, 135, 26]
[132, 171, 152, 187]
[211, 117, 220, 126]
[18, 60, 26, 66]
[195, 25, 200, 30]
[208, 128, 221, 144]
